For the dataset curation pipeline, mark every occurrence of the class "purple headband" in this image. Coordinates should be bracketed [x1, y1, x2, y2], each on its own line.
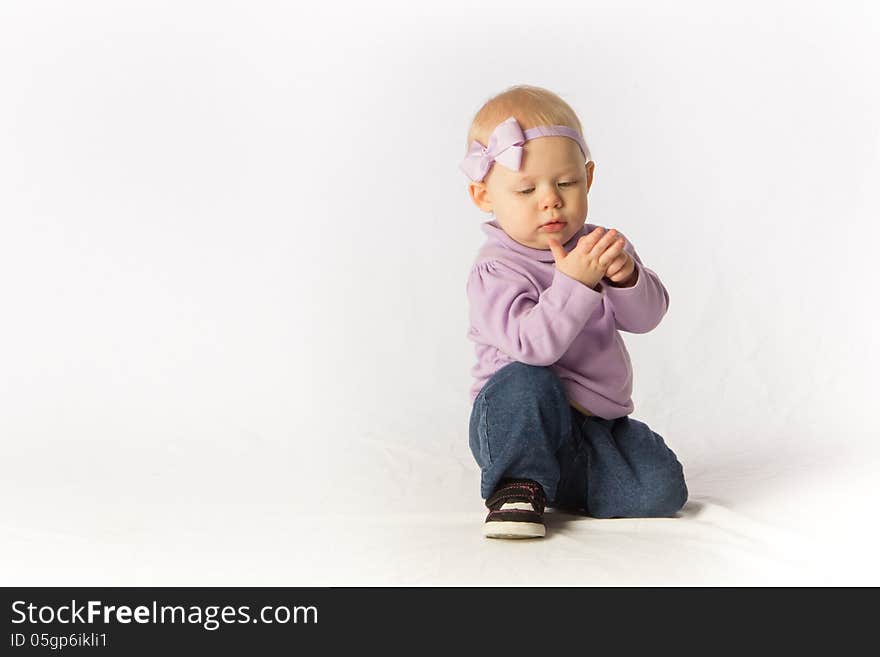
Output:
[459, 115, 589, 182]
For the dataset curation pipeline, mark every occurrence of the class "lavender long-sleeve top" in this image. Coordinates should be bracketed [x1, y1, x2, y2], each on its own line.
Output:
[466, 220, 670, 420]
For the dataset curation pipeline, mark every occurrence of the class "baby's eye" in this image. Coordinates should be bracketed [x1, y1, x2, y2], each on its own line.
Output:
[517, 181, 578, 195]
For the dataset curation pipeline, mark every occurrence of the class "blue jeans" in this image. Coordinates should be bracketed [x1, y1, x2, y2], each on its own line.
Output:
[468, 361, 688, 518]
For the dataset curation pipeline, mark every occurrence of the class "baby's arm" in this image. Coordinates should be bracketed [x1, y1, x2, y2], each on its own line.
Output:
[603, 236, 670, 334]
[467, 260, 603, 366]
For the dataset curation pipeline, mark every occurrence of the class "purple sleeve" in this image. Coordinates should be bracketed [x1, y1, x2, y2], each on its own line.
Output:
[467, 260, 604, 366]
[604, 235, 670, 334]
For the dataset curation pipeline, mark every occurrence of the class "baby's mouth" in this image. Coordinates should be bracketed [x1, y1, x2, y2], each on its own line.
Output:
[538, 220, 566, 233]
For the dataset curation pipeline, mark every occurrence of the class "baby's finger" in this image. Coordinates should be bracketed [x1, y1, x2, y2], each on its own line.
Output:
[604, 252, 627, 277]
[597, 237, 626, 265]
[576, 227, 605, 252]
[591, 229, 623, 258]
[547, 238, 565, 263]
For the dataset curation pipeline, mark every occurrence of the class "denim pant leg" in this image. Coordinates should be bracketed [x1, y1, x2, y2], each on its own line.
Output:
[573, 414, 689, 518]
[468, 362, 573, 502]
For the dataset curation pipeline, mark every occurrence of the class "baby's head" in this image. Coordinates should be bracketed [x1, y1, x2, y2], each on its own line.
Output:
[462, 85, 594, 249]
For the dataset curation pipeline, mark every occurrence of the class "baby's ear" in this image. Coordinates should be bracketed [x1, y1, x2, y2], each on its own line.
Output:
[468, 181, 493, 213]
[585, 161, 595, 192]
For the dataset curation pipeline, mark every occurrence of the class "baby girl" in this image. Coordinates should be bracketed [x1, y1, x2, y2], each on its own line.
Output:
[461, 84, 688, 539]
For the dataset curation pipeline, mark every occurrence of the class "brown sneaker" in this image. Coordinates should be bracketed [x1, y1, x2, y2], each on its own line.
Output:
[483, 478, 546, 539]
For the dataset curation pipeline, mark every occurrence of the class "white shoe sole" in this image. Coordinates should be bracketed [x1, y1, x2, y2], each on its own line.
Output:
[483, 521, 546, 539]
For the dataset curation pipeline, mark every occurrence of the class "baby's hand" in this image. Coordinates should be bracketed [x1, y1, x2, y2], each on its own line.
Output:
[547, 227, 625, 290]
[603, 241, 638, 287]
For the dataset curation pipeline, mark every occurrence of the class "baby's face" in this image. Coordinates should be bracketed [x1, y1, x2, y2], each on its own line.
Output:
[469, 136, 594, 249]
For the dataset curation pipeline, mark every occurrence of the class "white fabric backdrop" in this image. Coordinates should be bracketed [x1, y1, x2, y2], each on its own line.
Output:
[1, 0, 878, 585]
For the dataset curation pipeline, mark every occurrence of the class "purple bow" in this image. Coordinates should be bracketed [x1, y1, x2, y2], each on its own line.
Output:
[459, 116, 526, 182]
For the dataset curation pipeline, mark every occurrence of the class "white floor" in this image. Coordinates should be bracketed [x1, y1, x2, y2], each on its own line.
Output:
[3, 402, 877, 586]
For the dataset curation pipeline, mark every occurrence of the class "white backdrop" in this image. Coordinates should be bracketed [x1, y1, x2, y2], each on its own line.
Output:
[1, 0, 878, 585]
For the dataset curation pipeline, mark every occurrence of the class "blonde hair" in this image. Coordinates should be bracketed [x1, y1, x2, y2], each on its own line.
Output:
[464, 84, 591, 161]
